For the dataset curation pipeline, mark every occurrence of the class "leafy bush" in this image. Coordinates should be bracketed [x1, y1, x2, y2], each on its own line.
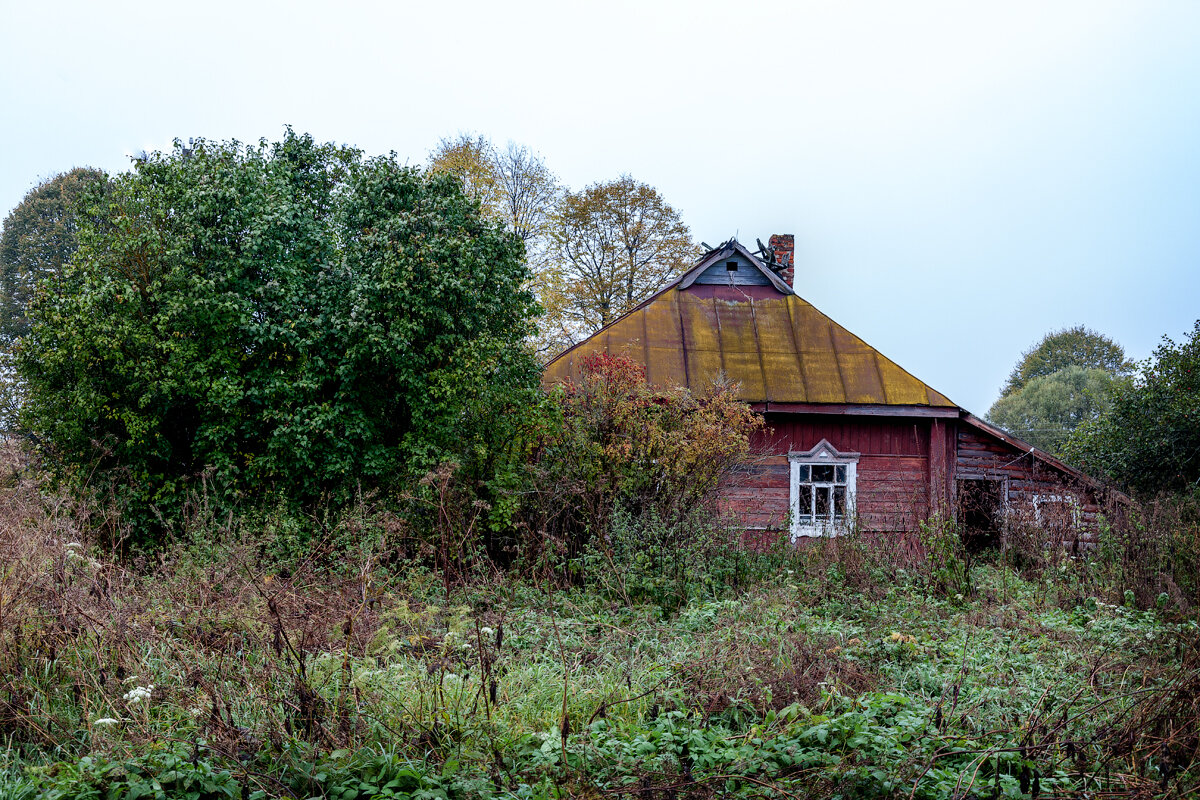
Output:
[15, 130, 541, 543]
[520, 353, 762, 587]
[1066, 319, 1200, 496]
[582, 506, 747, 610]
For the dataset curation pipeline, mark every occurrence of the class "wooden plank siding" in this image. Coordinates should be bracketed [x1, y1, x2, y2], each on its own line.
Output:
[722, 412, 1105, 543]
[721, 414, 934, 535]
[955, 425, 1101, 539]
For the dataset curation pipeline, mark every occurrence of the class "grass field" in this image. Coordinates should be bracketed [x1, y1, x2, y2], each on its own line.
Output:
[2, 485, 1198, 800]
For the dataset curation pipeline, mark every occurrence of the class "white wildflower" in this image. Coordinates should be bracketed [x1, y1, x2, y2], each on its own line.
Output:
[480, 626, 494, 637]
[93, 717, 121, 726]
[64, 542, 83, 550]
[123, 684, 154, 704]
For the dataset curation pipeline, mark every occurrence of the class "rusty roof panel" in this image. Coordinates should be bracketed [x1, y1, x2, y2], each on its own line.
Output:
[543, 283, 956, 408]
[790, 300, 836, 352]
[830, 324, 872, 354]
[686, 346, 724, 391]
[755, 304, 797, 353]
[714, 301, 766, 399]
[881, 362, 931, 405]
[724, 351, 766, 399]
[645, 346, 688, 386]
[760, 350, 808, 402]
[679, 294, 721, 355]
[796, 348, 844, 402]
[837, 352, 886, 404]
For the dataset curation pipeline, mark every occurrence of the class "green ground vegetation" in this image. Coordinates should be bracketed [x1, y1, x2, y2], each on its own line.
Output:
[2, 458, 1199, 799]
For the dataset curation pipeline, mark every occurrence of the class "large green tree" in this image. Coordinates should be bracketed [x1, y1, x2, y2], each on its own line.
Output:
[0, 167, 109, 345]
[988, 325, 1132, 458]
[1002, 325, 1132, 397]
[1065, 320, 1200, 496]
[986, 366, 1117, 456]
[17, 131, 541, 535]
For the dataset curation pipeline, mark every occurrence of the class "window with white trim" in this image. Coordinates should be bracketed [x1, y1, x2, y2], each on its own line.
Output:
[789, 440, 859, 539]
[1032, 494, 1081, 528]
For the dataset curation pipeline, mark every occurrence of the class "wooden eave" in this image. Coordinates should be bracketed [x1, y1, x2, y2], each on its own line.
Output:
[752, 402, 961, 418]
[959, 412, 1120, 497]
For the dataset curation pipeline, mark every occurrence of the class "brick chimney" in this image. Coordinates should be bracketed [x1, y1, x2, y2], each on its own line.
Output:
[769, 234, 795, 288]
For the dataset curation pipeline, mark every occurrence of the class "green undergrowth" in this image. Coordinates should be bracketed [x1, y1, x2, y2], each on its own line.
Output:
[1, 534, 1195, 799]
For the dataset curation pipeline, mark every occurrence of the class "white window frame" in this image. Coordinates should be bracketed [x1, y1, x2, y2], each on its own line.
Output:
[788, 439, 859, 540]
[1032, 493, 1081, 528]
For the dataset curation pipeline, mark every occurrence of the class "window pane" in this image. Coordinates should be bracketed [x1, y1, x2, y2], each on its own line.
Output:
[797, 484, 812, 514]
[834, 486, 846, 517]
[816, 486, 831, 518]
[812, 464, 835, 482]
[835, 465, 847, 483]
[796, 464, 809, 482]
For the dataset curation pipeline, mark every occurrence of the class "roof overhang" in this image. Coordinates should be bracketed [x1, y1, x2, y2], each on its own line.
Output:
[960, 412, 1126, 498]
[752, 402, 960, 418]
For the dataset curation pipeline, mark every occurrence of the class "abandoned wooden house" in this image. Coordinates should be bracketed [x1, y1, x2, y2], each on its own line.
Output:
[543, 235, 1114, 545]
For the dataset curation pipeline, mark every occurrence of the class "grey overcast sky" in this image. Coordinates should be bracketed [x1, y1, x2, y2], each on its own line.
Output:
[2, 0, 1198, 414]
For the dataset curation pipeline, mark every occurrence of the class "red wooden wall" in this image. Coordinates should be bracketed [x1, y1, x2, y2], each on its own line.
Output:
[955, 425, 1100, 532]
[723, 414, 934, 534]
[722, 412, 1103, 541]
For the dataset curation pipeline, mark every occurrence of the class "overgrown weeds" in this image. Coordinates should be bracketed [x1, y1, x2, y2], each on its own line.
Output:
[5, 436, 1200, 798]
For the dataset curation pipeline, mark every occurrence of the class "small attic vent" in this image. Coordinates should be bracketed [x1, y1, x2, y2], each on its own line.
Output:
[725, 260, 738, 271]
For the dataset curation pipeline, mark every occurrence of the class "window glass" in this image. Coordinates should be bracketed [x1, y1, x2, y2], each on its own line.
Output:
[815, 486, 830, 517]
[797, 485, 813, 524]
[835, 465, 847, 483]
[812, 464, 835, 482]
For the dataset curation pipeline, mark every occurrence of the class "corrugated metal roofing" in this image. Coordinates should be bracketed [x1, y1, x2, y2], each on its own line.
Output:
[543, 283, 955, 407]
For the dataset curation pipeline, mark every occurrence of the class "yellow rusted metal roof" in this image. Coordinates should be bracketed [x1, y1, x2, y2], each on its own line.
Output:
[543, 286, 955, 407]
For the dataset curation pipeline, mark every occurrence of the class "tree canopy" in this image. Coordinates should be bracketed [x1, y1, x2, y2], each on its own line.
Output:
[986, 366, 1117, 456]
[16, 131, 542, 536]
[428, 139, 699, 356]
[427, 134, 573, 355]
[1002, 325, 1131, 397]
[1065, 320, 1200, 497]
[988, 325, 1131, 457]
[0, 167, 109, 346]
[552, 176, 698, 332]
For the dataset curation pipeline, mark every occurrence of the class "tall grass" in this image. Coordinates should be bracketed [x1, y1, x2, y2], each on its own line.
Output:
[3, 438, 1200, 798]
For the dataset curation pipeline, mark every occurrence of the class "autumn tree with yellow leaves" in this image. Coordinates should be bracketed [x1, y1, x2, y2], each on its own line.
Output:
[429, 137, 699, 356]
[552, 176, 698, 333]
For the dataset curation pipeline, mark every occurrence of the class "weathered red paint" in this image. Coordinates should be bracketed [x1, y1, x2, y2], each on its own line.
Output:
[721, 412, 1109, 539]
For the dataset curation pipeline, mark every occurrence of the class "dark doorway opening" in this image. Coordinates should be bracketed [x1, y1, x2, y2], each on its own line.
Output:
[957, 478, 1004, 552]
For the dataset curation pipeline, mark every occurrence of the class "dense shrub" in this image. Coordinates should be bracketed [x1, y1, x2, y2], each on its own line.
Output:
[518, 353, 762, 588]
[15, 131, 541, 542]
[1066, 319, 1200, 496]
